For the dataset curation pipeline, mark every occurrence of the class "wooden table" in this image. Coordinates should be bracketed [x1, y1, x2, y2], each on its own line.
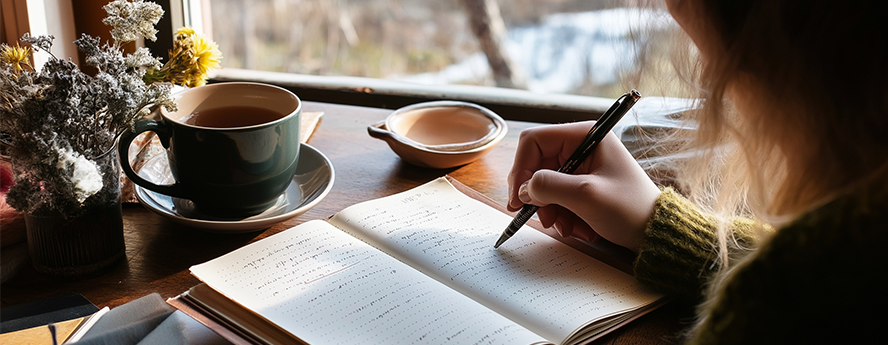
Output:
[1, 101, 691, 343]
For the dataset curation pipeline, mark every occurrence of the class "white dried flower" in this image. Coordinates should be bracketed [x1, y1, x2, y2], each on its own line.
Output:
[0, 1, 180, 218]
[125, 47, 162, 70]
[55, 145, 103, 203]
[102, 0, 164, 44]
[20, 33, 54, 53]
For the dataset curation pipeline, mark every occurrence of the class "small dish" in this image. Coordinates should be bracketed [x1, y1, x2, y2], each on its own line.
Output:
[134, 143, 334, 232]
[367, 101, 508, 169]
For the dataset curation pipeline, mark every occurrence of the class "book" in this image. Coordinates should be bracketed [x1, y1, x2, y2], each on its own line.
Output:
[170, 176, 664, 345]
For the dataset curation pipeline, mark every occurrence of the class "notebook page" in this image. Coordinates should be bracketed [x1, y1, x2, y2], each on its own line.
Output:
[328, 178, 662, 344]
[190, 220, 548, 345]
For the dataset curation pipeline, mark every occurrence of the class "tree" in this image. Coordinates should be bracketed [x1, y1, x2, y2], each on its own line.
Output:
[460, 0, 526, 89]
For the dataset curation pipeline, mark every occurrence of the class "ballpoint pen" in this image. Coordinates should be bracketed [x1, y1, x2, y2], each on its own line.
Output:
[494, 89, 641, 248]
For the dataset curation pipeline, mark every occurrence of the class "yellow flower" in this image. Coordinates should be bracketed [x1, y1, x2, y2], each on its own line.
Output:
[175, 27, 196, 36]
[1, 44, 32, 74]
[154, 27, 222, 87]
[187, 34, 222, 85]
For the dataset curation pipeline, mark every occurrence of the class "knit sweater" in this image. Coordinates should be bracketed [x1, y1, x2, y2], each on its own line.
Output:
[633, 186, 888, 344]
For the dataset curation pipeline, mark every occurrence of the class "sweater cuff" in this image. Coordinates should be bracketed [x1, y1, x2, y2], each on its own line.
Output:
[633, 187, 719, 302]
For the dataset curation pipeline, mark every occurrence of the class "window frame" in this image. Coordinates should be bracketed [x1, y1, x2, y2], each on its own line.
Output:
[211, 68, 612, 123]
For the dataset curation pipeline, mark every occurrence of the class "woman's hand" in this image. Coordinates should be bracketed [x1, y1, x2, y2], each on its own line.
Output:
[507, 121, 661, 252]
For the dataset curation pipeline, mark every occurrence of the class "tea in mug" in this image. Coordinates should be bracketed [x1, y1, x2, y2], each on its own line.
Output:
[182, 106, 285, 128]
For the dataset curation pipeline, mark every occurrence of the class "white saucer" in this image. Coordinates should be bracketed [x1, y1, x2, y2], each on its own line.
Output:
[134, 143, 334, 232]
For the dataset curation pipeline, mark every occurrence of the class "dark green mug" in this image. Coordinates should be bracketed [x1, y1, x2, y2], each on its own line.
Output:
[119, 82, 301, 217]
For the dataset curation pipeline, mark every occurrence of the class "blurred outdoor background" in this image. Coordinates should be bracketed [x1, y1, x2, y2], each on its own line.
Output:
[205, 0, 687, 99]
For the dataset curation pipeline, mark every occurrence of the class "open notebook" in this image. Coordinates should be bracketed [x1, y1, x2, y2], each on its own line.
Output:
[169, 176, 664, 345]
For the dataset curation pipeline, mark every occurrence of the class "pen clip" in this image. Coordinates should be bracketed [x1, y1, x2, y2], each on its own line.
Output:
[579, 91, 631, 145]
[597, 93, 628, 122]
[558, 90, 639, 174]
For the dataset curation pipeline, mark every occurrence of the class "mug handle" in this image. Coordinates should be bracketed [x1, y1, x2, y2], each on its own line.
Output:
[118, 119, 189, 199]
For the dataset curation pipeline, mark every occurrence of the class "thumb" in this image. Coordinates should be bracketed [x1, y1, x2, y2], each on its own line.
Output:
[519, 170, 594, 209]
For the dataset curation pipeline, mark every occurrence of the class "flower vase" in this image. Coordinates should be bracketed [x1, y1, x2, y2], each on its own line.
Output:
[23, 148, 125, 278]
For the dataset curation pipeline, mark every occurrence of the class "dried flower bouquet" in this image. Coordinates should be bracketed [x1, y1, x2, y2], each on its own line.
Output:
[0, 0, 220, 219]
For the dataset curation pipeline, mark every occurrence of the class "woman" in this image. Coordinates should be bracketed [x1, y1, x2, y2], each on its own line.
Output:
[508, 0, 888, 343]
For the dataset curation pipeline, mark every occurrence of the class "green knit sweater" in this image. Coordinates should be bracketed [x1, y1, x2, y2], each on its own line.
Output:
[633, 186, 888, 344]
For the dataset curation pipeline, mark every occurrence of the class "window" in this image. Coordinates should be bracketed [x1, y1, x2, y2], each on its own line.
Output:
[196, 0, 682, 100]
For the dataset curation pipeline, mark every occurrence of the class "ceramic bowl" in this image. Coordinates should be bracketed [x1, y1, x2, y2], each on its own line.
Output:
[368, 101, 508, 169]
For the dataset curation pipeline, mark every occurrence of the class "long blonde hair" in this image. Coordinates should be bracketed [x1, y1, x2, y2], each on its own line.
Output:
[641, 1, 888, 338]
[655, 0, 888, 266]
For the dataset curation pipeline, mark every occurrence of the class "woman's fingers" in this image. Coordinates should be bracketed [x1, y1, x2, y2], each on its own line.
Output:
[507, 122, 596, 211]
[505, 122, 660, 252]
[519, 158, 659, 251]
